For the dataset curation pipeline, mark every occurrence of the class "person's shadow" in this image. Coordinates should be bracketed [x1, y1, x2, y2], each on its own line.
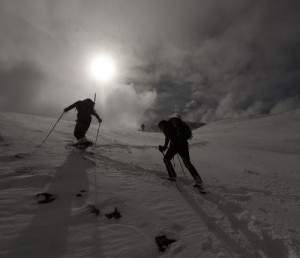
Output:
[8, 150, 94, 258]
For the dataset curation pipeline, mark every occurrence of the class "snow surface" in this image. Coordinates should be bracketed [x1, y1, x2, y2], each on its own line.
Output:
[0, 110, 299, 258]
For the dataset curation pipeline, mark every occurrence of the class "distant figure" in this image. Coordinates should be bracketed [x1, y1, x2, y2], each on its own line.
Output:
[64, 98, 102, 142]
[157, 117, 203, 188]
[141, 123, 145, 131]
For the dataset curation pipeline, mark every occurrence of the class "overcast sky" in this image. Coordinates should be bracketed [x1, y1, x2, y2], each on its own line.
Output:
[0, 0, 299, 127]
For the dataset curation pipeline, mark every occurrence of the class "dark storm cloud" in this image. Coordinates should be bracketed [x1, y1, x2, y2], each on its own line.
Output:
[0, 0, 299, 126]
[132, 0, 300, 122]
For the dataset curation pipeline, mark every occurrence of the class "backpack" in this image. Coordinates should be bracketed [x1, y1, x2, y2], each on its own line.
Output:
[78, 99, 94, 114]
[168, 117, 192, 140]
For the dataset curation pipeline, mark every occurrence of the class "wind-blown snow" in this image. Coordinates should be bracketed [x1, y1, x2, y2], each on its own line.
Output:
[0, 110, 299, 258]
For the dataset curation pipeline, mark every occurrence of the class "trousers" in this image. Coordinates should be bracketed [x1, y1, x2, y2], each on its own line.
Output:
[163, 140, 202, 181]
[74, 122, 90, 140]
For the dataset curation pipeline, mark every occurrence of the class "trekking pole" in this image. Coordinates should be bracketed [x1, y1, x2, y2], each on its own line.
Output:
[38, 111, 65, 148]
[94, 122, 101, 149]
[177, 154, 187, 178]
[159, 148, 165, 157]
[159, 149, 180, 190]
[159, 148, 174, 177]
[21, 111, 64, 163]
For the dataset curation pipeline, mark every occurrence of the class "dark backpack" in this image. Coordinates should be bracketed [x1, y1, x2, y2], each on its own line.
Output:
[78, 99, 94, 114]
[168, 117, 192, 140]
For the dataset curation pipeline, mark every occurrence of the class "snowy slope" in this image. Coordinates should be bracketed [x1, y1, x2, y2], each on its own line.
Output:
[0, 110, 299, 258]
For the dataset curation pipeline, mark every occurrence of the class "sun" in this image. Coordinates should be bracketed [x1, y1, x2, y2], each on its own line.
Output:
[89, 54, 116, 82]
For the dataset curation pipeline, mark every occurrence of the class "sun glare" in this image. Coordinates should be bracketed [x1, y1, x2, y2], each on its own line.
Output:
[89, 54, 116, 82]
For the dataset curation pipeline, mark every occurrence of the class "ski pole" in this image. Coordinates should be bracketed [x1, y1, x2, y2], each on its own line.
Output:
[93, 93, 96, 104]
[177, 154, 187, 178]
[159, 149, 174, 176]
[23, 111, 64, 161]
[160, 149, 187, 178]
[159, 149, 180, 190]
[159, 148, 165, 157]
[94, 122, 101, 148]
[38, 111, 65, 148]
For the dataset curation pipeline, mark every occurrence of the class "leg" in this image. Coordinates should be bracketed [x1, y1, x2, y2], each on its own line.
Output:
[178, 141, 202, 183]
[74, 123, 90, 140]
[163, 144, 178, 178]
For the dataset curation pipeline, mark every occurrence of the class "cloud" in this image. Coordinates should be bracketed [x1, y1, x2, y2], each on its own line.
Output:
[0, 0, 299, 125]
[96, 83, 157, 128]
[133, 0, 300, 122]
[271, 96, 300, 114]
[0, 61, 45, 114]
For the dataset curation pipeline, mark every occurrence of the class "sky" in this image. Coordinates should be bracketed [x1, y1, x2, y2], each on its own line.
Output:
[0, 0, 299, 128]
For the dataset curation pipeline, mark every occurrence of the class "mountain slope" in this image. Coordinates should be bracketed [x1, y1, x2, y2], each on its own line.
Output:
[0, 110, 299, 258]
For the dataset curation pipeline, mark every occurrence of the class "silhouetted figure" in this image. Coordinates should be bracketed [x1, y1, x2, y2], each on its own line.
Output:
[64, 98, 102, 141]
[141, 123, 145, 131]
[158, 117, 203, 187]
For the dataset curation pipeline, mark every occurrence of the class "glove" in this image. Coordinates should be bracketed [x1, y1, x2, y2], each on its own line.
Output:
[63, 108, 68, 113]
[159, 145, 166, 152]
[98, 118, 102, 123]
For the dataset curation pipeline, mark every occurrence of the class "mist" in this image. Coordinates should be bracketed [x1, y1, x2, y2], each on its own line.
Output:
[0, 0, 299, 127]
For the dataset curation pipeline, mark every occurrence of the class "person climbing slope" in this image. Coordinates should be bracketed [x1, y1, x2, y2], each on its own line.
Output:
[158, 116, 203, 188]
[64, 98, 102, 143]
